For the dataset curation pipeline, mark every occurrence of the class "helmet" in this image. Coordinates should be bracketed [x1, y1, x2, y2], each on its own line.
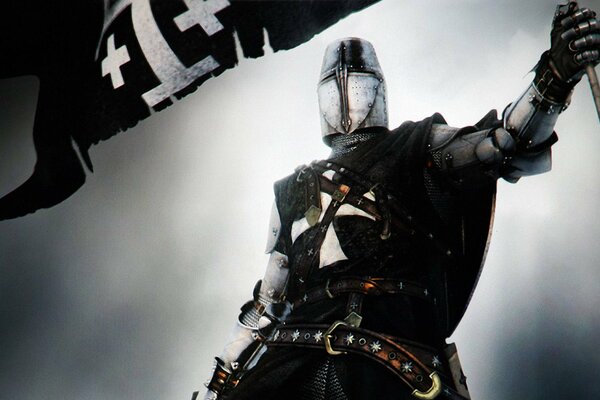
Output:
[317, 38, 388, 145]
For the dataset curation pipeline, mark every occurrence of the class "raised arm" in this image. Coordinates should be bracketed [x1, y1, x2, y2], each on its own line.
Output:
[427, 2, 599, 185]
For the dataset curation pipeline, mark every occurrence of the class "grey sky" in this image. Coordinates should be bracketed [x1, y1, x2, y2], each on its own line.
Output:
[1, 1, 600, 399]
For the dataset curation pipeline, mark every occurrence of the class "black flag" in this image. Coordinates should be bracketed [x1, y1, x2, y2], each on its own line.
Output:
[0, 0, 380, 220]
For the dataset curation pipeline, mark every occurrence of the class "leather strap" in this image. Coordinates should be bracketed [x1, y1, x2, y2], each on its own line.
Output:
[313, 160, 455, 257]
[268, 324, 467, 400]
[291, 197, 343, 296]
[293, 277, 433, 309]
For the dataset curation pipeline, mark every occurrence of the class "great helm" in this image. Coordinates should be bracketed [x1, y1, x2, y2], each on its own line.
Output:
[317, 38, 388, 145]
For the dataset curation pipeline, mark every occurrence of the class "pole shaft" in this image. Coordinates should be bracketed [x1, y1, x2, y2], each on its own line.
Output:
[585, 64, 600, 122]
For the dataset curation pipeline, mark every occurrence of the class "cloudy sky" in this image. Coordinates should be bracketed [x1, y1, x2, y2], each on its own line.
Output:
[1, 1, 600, 399]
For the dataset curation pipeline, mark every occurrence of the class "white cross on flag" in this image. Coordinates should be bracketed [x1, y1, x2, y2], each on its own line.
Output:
[0, 0, 380, 220]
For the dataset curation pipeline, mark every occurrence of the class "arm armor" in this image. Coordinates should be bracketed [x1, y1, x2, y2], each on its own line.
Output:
[429, 77, 562, 185]
[501, 80, 562, 182]
[202, 202, 290, 399]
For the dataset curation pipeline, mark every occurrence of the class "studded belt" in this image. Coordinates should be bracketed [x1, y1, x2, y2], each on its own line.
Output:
[268, 323, 467, 400]
[292, 277, 433, 309]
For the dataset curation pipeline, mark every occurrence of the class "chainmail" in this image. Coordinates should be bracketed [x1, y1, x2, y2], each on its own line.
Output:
[299, 357, 348, 400]
[329, 131, 381, 157]
[423, 151, 457, 224]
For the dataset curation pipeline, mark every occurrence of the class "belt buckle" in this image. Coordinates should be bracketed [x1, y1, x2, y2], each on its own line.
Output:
[324, 320, 348, 355]
[411, 371, 442, 399]
[323, 312, 362, 356]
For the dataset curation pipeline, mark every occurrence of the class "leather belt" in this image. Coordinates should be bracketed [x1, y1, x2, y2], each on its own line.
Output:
[293, 277, 433, 309]
[268, 323, 467, 400]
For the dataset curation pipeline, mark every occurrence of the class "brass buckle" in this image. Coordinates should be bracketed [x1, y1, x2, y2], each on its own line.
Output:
[411, 372, 442, 399]
[323, 312, 362, 356]
[324, 320, 348, 355]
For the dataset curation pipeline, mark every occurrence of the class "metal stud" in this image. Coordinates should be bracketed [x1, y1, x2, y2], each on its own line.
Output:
[344, 333, 355, 345]
[313, 331, 323, 343]
[369, 340, 382, 353]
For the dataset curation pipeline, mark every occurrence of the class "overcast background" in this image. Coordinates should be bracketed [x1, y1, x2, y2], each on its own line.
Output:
[2, 1, 600, 399]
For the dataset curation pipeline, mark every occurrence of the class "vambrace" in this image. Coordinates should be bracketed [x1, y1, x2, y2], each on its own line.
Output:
[239, 251, 291, 330]
[504, 82, 563, 152]
[202, 202, 290, 399]
[203, 251, 290, 398]
[502, 81, 562, 182]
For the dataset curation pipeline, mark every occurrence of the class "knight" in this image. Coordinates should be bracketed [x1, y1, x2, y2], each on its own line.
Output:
[198, 3, 599, 399]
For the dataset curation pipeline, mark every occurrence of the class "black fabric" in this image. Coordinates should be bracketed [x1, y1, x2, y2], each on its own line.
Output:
[233, 114, 498, 399]
[0, 0, 380, 220]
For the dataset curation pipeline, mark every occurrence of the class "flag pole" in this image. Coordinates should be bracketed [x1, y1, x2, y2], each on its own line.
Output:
[570, 2, 600, 121]
[585, 64, 600, 122]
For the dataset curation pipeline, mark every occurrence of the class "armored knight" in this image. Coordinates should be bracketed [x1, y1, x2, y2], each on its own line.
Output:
[197, 3, 600, 399]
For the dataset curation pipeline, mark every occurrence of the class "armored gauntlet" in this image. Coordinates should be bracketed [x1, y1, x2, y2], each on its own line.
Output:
[535, 2, 600, 104]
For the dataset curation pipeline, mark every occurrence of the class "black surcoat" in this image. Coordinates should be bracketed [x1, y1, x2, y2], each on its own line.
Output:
[225, 113, 499, 400]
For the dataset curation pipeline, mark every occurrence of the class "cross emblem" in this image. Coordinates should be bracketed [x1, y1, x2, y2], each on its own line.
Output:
[174, 0, 230, 36]
[307, 248, 314, 256]
[101, 34, 130, 89]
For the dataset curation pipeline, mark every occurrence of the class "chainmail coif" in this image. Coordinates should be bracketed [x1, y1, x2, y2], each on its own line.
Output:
[328, 130, 382, 158]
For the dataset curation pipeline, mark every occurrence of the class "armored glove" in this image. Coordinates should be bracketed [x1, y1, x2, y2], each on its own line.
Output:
[534, 2, 600, 104]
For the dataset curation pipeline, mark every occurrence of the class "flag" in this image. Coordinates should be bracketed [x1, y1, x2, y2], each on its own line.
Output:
[0, 0, 380, 220]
